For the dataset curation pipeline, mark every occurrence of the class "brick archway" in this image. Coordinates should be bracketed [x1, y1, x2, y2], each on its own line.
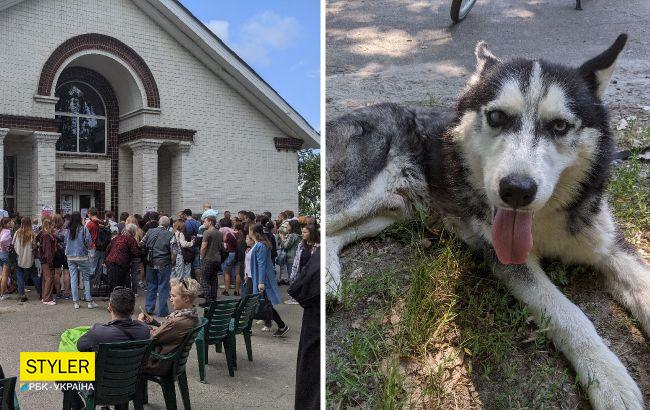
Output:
[56, 67, 120, 212]
[37, 33, 160, 108]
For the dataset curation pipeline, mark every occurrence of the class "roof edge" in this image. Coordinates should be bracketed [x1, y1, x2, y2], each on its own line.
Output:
[147, 0, 320, 148]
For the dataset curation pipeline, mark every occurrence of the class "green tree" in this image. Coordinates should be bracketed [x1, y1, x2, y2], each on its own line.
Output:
[298, 149, 320, 219]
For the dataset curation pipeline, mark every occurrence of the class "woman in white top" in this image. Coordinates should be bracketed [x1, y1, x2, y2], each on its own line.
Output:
[243, 234, 255, 295]
[13, 216, 40, 302]
[170, 220, 194, 280]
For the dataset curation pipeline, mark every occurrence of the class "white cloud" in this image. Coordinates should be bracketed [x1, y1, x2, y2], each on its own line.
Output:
[234, 43, 271, 66]
[233, 11, 300, 66]
[205, 20, 230, 43]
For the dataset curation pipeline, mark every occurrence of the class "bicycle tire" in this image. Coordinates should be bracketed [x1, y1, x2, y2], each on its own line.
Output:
[451, 0, 478, 23]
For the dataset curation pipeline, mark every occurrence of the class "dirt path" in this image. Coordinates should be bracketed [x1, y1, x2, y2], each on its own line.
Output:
[327, 0, 650, 126]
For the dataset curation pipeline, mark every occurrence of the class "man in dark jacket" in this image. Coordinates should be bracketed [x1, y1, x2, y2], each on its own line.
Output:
[65, 288, 150, 409]
[141, 216, 174, 316]
[77, 287, 150, 352]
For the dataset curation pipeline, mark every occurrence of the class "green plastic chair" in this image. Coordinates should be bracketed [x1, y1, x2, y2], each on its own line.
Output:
[230, 293, 260, 369]
[0, 376, 18, 410]
[196, 299, 240, 380]
[141, 318, 207, 410]
[62, 339, 152, 410]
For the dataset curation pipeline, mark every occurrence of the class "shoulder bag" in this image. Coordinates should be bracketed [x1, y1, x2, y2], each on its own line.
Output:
[253, 290, 274, 321]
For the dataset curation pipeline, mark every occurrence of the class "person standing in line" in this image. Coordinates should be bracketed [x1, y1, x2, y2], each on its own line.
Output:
[260, 216, 278, 262]
[182, 209, 201, 282]
[141, 215, 174, 316]
[291, 224, 320, 282]
[278, 219, 301, 286]
[287, 224, 320, 305]
[249, 223, 289, 336]
[199, 215, 223, 307]
[65, 212, 97, 309]
[171, 220, 194, 280]
[142, 211, 160, 234]
[219, 218, 238, 296]
[38, 218, 57, 305]
[105, 223, 140, 291]
[201, 202, 219, 221]
[242, 233, 255, 295]
[13, 216, 40, 303]
[126, 215, 145, 293]
[85, 207, 107, 278]
[232, 221, 246, 296]
[0, 217, 15, 300]
[52, 214, 71, 299]
[116, 212, 129, 234]
[105, 211, 118, 231]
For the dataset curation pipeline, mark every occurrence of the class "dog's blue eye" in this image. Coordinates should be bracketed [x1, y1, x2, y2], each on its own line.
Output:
[550, 119, 571, 135]
[486, 110, 507, 127]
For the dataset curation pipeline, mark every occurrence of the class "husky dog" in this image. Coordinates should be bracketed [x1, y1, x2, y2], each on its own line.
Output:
[326, 34, 650, 409]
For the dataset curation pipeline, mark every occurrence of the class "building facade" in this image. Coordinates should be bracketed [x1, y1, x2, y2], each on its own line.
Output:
[0, 0, 319, 220]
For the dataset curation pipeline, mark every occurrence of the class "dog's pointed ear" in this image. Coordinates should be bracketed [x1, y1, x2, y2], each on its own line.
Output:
[475, 41, 500, 75]
[578, 33, 627, 98]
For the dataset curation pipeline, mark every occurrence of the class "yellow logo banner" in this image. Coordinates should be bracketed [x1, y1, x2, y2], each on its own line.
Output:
[20, 352, 95, 381]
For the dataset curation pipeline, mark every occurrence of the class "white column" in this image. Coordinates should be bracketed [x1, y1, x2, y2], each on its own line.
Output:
[127, 139, 162, 214]
[118, 146, 133, 213]
[0, 128, 9, 208]
[32, 131, 59, 219]
[170, 141, 192, 213]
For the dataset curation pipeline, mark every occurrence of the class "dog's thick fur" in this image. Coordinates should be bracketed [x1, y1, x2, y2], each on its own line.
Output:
[326, 34, 650, 409]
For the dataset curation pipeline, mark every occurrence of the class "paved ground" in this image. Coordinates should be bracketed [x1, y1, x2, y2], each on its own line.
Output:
[0, 282, 303, 410]
[327, 0, 650, 124]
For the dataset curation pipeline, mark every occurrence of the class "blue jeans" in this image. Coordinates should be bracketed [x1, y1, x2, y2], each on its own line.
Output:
[146, 265, 172, 317]
[221, 252, 236, 283]
[15, 265, 41, 297]
[130, 260, 141, 293]
[69, 259, 92, 302]
[88, 249, 105, 278]
[0, 252, 8, 268]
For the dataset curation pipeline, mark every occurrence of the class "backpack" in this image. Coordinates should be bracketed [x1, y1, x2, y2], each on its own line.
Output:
[33, 231, 43, 260]
[95, 226, 112, 251]
[181, 246, 196, 264]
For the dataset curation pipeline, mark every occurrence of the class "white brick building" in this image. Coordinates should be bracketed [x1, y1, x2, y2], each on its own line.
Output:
[0, 0, 319, 220]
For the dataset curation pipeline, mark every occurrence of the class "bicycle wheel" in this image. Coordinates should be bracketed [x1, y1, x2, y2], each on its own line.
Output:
[451, 0, 478, 23]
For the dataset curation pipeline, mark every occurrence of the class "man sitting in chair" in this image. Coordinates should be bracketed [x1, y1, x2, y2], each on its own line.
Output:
[138, 277, 200, 376]
[66, 287, 151, 409]
[77, 287, 151, 352]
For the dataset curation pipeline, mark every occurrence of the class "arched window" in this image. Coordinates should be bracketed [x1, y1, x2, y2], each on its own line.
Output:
[55, 82, 107, 154]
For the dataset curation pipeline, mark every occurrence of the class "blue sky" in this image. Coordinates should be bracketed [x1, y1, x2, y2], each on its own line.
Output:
[180, 1, 321, 132]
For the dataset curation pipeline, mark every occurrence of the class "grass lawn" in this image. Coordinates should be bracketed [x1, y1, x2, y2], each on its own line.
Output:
[326, 124, 650, 409]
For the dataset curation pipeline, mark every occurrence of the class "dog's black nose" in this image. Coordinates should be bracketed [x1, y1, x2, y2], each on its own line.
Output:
[499, 175, 537, 208]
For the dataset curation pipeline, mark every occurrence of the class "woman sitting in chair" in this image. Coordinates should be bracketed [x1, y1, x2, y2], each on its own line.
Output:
[138, 277, 200, 376]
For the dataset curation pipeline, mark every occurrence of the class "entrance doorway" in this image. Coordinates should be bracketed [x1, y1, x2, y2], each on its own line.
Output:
[60, 191, 95, 218]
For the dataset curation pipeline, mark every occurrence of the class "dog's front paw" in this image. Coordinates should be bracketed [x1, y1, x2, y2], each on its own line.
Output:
[585, 362, 643, 410]
[326, 251, 343, 300]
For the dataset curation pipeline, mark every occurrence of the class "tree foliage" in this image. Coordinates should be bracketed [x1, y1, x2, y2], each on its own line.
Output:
[298, 149, 320, 219]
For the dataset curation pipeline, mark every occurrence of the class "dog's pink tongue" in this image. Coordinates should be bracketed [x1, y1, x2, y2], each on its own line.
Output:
[492, 208, 533, 265]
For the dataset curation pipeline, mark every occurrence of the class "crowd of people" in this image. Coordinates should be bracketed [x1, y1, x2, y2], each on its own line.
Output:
[0, 203, 321, 409]
[0, 204, 320, 336]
